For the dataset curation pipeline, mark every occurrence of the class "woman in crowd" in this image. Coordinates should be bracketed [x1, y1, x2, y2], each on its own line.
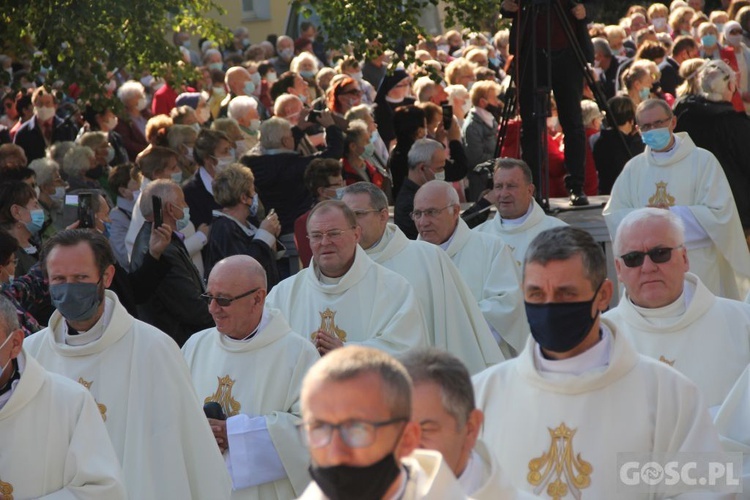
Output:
[341, 120, 385, 189]
[204, 163, 281, 287]
[28, 157, 66, 239]
[0, 181, 44, 277]
[114, 80, 151, 161]
[62, 145, 99, 191]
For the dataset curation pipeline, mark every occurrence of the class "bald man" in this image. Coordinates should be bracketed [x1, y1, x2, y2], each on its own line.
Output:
[182, 255, 320, 499]
[414, 181, 528, 358]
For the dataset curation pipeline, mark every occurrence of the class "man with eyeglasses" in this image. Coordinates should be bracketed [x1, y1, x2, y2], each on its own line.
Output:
[474, 226, 725, 498]
[297, 345, 468, 499]
[266, 200, 428, 356]
[342, 182, 503, 374]
[414, 180, 526, 359]
[604, 98, 750, 301]
[604, 208, 750, 413]
[24, 229, 232, 499]
[182, 255, 319, 499]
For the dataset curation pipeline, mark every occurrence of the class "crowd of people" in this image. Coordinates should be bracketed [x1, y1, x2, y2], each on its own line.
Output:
[3, 0, 750, 498]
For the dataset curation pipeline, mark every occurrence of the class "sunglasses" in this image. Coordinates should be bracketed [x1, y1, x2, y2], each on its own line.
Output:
[619, 246, 682, 268]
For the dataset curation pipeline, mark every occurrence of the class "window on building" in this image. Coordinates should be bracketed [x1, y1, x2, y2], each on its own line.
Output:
[242, 0, 270, 20]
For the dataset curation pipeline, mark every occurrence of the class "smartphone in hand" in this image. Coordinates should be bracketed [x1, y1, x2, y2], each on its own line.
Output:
[152, 195, 163, 228]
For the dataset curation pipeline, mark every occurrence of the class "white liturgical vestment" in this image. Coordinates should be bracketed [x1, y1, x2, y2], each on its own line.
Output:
[182, 308, 320, 499]
[422, 218, 528, 358]
[474, 199, 567, 266]
[266, 245, 429, 355]
[297, 450, 468, 500]
[366, 223, 503, 374]
[603, 132, 750, 300]
[605, 273, 750, 410]
[24, 291, 232, 500]
[0, 350, 126, 500]
[461, 440, 541, 499]
[473, 319, 724, 499]
[713, 364, 750, 494]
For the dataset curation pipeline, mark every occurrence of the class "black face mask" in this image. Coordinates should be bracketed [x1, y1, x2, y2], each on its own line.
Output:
[309, 452, 402, 500]
[525, 282, 603, 354]
[86, 164, 105, 180]
[485, 104, 502, 118]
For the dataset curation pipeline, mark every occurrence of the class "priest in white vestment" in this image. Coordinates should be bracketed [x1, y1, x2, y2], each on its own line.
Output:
[342, 183, 503, 374]
[298, 345, 468, 500]
[474, 158, 567, 266]
[474, 226, 727, 499]
[605, 208, 750, 411]
[266, 201, 428, 356]
[400, 348, 540, 499]
[603, 98, 750, 300]
[0, 296, 126, 500]
[414, 180, 528, 358]
[183, 255, 320, 499]
[23, 230, 232, 500]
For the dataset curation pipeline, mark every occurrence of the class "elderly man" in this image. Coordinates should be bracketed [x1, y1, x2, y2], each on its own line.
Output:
[271, 36, 295, 75]
[400, 348, 537, 499]
[343, 182, 503, 373]
[182, 256, 319, 499]
[266, 201, 428, 356]
[394, 138, 447, 240]
[14, 87, 76, 162]
[241, 116, 343, 277]
[414, 180, 527, 358]
[220, 66, 264, 119]
[24, 229, 231, 499]
[131, 179, 214, 345]
[604, 208, 750, 411]
[604, 98, 750, 300]
[475, 159, 567, 265]
[473, 226, 725, 498]
[298, 345, 467, 499]
[0, 295, 126, 499]
[273, 94, 317, 156]
[227, 95, 261, 150]
[0, 143, 27, 170]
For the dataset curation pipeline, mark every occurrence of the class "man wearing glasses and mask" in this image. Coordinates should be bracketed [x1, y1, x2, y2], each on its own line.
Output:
[266, 200, 428, 356]
[605, 208, 750, 414]
[604, 98, 750, 301]
[183, 255, 320, 499]
[297, 345, 468, 500]
[474, 226, 725, 498]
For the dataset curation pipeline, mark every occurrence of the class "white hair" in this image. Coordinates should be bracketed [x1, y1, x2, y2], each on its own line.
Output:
[117, 80, 145, 103]
[29, 157, 60, 187]
[273, 94, 302, 117]
[228, 95, 258, 121]
[445, 84, 469, 101]
[614, 207, 685, 256]
[259, 117, 292, 150]
[140, 179, 181, 218]
[407, 138, 444, 170]
[413, 76, 438, 103]
[62, 146, 95, 178]
[581, 100, 604, 127]
[699, 59, 735, 102]
[290, 52, 319, 74]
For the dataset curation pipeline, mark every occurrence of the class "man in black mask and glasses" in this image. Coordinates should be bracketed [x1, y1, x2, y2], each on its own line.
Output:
[605, 207, 750, 415]
[473, 226, 727, 498]
[298, 345, 468, 499]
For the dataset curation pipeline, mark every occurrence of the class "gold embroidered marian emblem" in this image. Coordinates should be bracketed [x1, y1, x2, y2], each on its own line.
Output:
[659, 355, 675, 367]
[528, 423, 592, 499]
[648, 181, 675, 207]
[311, 308, 347, 342]
[78, 377, 107, 421]
[0, 477, 13, 500]
[205, 375, 241, 418]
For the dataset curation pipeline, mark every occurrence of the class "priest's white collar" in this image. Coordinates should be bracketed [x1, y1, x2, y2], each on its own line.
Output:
[440, 226, 458, 251]
[500, 200, 533, 227]
[535, 324, 612, 376]
[458, 449, 487, 495]
[366, 230, 389, 254]
[650, 134, 681, 161]
[315, 267, 344, 285]
[223, 308, 270, 343]
[199, 167, 214, 195]
[61, 295, 115, 346]
[0, 351, 25, 411]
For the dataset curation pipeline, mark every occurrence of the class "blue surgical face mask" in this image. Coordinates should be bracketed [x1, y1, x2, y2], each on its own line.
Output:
[638, 87, 650, 101]
[248, 193, 259, 217]
[489, 57, 500, 67]
[701, 34, 718, 48]
[171, 171, 183, 184]
[176, 206, 191, 231]
[26, 208, 45, 234]
[299, 70, 316, 79]
[333, 187, 346, 200]
[208, 62, 223, 72]
[50, 281, 103, 323]
[641, 127, 672, 151]
[362, 142, 375, 159]
[370, 130, 380, 144]
[244, 81, 255, 96]
[102, 221, 111, 239]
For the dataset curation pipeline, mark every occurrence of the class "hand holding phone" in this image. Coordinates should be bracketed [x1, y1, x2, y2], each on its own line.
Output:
[152, 195, 163, 229]
[77, 193, 94, 229]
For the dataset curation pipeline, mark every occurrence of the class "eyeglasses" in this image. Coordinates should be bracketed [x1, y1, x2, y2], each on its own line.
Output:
[352, 209, 381, 218]
[298, 417, 408, 449]
[619, 246, 683, 268]
[201, 287, 260, 307]
[638, 117, 671, 132]
[409, 205, 453, 220]
[307, 227, 354, 243]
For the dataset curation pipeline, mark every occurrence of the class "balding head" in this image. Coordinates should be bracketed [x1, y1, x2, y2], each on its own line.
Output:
[207, 255, 268, 339]
[225, 66, 252, 96]
[413, 180, 461, 245]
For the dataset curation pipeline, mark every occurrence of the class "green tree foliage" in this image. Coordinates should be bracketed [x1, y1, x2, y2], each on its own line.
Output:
[0, 0, 231, 106]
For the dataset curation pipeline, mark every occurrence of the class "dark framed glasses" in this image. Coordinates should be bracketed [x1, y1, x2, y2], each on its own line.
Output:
[298, 417, 407, 449]
[619, 246, 683, 268]
[201, 287, 260, 307]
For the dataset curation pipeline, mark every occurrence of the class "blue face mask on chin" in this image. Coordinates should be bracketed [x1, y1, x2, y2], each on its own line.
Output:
[641, 127, 672, 151]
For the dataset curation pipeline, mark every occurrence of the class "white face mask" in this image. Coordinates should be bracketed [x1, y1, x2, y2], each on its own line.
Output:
[136, 96, 148, 111]
[433, 170, 446, 181]
[35, 105, 55, 122]
[266, 72, 278, 84]
[249, 119, 261, 132]
[0, 331, 15, 376]
[214, 155, 234, 173]
[51, 185, 66, 201]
